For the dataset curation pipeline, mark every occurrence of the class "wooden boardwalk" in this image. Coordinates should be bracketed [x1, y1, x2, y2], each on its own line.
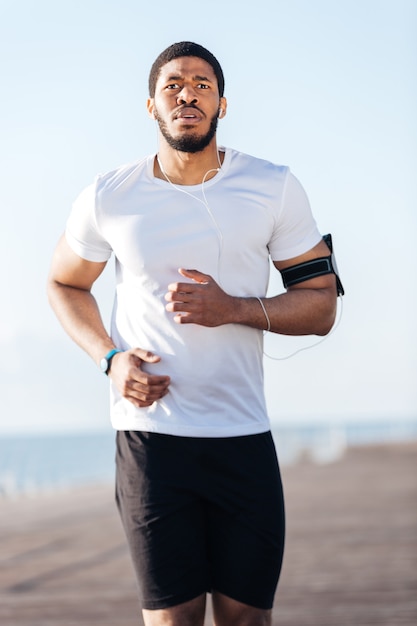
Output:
[0, 441, 416, 625]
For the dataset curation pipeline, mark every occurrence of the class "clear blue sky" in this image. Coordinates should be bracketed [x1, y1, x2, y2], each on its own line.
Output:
[1, 0, 416, 433]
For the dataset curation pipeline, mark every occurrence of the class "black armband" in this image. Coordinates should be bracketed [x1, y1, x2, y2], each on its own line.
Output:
[280, 233, 344, 296]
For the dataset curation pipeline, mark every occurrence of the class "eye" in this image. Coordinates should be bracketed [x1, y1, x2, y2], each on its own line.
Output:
[166, 83, 180, 90]
[197, 83, 209, 89]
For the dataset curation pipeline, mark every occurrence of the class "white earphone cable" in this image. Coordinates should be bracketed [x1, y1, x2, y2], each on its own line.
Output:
[154, 124, 342, 359]
[263, 295, 343, 360]
[156, 150, 225, 283]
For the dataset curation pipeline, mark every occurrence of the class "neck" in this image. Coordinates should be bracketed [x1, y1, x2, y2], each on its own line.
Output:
[154, 139, 223, 185]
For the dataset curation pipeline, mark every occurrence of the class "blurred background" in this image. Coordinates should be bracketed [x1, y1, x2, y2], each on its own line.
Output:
[0, 0, 416, 494]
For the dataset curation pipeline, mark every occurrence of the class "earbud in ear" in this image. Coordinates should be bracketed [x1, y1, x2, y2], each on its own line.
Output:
[218, 108, 223, 118]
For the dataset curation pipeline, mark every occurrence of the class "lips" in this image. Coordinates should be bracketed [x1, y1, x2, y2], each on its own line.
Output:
[174, 106, 203, 121]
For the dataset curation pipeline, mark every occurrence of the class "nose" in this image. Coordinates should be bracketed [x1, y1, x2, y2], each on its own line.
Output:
[177, 84, 198, 105]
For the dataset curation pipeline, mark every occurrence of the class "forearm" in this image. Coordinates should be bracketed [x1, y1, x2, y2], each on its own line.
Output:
[47, 281, 115, 365]
[165, 268, 337, 334]
[234, 287, 337, 336]
[48, 279, 172, 406]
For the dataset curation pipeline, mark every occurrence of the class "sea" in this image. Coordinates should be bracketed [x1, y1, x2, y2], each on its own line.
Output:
[1, 418, 416, 497]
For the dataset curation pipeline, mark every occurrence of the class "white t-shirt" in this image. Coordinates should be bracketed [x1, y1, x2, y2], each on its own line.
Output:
[66, 147, 321, 436]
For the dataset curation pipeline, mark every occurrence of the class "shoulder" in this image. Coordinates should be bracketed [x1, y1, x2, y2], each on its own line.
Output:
[226, 147, 289, 179]
[95, 155, 152, 195]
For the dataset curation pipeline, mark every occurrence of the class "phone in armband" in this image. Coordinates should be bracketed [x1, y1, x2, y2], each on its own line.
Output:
[279, 233, 344, 297]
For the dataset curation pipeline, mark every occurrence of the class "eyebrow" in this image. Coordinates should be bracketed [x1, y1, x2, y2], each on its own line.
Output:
[165, 74, 213, 84]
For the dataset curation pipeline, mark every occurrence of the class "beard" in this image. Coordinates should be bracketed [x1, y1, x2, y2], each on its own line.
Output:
[154, 109, 219, 154]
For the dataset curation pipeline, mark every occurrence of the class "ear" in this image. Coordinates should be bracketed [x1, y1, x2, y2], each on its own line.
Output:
[147, 98, 156, 120]
[218, 97, 227, 118]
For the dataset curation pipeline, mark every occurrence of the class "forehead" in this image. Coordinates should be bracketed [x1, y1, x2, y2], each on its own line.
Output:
[157, 56, 217, 85]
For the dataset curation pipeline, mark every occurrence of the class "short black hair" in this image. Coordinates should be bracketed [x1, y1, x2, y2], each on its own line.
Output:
[148, 41, 225, 98]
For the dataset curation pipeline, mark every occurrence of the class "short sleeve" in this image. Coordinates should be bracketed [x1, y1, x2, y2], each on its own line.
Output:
[65, 180, 113, 262]
[268, 171, 322, 261]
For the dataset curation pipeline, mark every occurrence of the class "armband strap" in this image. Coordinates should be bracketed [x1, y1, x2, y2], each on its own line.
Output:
[280, 233, 345, 296]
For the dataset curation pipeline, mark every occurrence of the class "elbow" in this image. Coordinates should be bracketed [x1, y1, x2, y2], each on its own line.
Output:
[46, 275, 72, 311]
[46, 272, 62, 301]
[315, 300, 338, 336]
[46, 275, 56, 303]
[316, 322, 334, 337]
[46, 277, 61, 313]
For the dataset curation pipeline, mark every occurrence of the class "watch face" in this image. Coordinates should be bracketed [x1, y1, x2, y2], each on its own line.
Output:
[100, 357, 108, 373]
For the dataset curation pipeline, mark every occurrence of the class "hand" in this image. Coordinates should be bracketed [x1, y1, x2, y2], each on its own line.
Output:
[165, 268, 235, 326]
[109, 349, 170, 408]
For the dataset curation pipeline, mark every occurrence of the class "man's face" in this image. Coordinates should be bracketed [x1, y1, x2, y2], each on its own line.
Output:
[148, 56, 226, 153]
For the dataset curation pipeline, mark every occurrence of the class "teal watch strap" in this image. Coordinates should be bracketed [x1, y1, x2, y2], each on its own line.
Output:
[100, 348, 122, 375]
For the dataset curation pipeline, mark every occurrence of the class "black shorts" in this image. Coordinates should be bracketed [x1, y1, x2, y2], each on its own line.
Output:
[115, 430, 285, 610]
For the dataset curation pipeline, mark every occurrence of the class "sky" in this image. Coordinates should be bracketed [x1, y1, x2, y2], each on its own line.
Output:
[0, 0, 416, 434]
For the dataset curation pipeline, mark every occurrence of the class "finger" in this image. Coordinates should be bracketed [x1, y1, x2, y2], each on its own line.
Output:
[122, 379, 170, 406]
[178, 268, 210, 283]
[165, 292, 201, 308]
[127, 378, 170, 396]
[164, 289, 190, 303]
[129, 369, 171, 386]
[166, 281, 194, 295]
[124, 386, 169, 408]
[173, 312, 192, 324]
[130, 348, 162, 364]
[124, 351, 171, 385]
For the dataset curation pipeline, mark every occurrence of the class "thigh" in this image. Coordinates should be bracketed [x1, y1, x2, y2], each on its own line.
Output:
[142, 594, 207, 626]
[115, 431, 210, 610]
[206, 432, 285, 610]
[212, 592, 272, 626]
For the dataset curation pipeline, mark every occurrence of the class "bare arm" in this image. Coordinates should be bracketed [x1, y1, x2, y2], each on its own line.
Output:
[47, 235, 170, 407]
[47, 235, 112, 360]
[164, 239, 338, 336]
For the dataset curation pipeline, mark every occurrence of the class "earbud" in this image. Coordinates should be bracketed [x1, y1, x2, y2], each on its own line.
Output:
[218, 108, 223, 118]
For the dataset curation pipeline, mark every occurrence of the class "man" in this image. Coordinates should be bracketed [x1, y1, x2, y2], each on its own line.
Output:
[48, 42, 337, 626]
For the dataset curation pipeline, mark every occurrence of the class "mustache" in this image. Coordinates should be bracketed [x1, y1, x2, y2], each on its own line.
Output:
[174, 104, 205, 117]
